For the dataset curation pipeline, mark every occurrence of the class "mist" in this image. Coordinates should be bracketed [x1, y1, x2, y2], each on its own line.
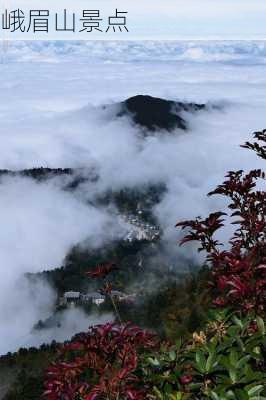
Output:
[0, 175, 125, 354]
[0, 40, 265, 354]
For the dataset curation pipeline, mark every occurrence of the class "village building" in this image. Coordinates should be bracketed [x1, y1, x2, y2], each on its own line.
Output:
[81, 292, 105, 306]
[59, 291, 81, 307]
[123, 214, 160, 242]
[59, 289, 136, 308]
[64, 291, 81, 301]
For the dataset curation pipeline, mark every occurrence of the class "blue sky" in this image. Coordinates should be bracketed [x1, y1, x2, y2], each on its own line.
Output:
[3, 0, 266, 39]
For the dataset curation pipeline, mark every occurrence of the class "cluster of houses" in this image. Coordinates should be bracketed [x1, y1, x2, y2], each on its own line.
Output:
[124, 214, 160, 243]
[59, 290, 136, 308]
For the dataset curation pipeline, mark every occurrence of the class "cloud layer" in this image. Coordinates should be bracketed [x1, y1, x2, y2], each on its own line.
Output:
[0, 41, 265, 354]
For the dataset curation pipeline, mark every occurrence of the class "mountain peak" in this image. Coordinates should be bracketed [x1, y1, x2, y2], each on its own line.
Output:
[119, 95, 205, 132]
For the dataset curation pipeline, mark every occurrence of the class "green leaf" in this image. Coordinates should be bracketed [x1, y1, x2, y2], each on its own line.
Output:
[232, 316, 244, 329]
[236, 355, 251, 369]
[175, 338, 182, 351]
[195, 351, 206, 373]
[188, 383, 202, 391]
[234, 389, 249, 400]
[236, 336, 245, 352]
[227, 326, 240, 337]
[210, 392, 220, 400]
[148, 357, 160, 367]
[206, 351, 217, 372]
[228, 367, 238, 384]
[169, 350, 176, 361]
[249, 395, 266, 400]
[170, 393, 182, 400]
[252, 346, 261, 355]
[164, 383, 173, 394]
[247, 385, 264, 396]
[256, 317, 265, 335]
[250, 397, 266, 400]
[226, 390, 237, 400]
[153, 386, 164, 400]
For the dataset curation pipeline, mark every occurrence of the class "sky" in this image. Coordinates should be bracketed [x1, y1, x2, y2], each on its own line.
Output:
[2, 0, 266, 40]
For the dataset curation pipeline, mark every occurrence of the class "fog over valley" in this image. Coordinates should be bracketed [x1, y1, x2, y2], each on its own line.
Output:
[0, 40, 265, 355]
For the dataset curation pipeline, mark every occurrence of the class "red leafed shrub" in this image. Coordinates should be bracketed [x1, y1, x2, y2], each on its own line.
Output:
[86, 262, 118, 279]
[176, 130, 266, 315]
[44, 323, 158, 400]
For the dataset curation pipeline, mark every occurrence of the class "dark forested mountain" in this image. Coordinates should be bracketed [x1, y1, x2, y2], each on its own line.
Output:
[113, 95, 206, 132]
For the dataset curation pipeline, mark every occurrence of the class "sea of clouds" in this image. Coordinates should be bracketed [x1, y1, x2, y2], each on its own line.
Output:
[3, 40, 266, 64]
[0, 40, 265, 354]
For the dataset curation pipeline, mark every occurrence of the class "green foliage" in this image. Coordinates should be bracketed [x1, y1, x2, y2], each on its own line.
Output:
[143, 311, 266, 400]
[30, 239, 151, 295]
[0, 344, 57, 400]
[4, 373, 43, 400]
[126, 267, 212, 340]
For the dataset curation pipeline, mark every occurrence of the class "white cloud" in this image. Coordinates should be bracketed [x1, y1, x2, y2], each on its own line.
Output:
[0, 41, 266, 354]
[0, 175, 126, 354]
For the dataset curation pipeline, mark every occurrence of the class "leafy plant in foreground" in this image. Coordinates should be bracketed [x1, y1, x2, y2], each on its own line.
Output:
[44, 323, 158, 400]
[144, 310, 266, 400]
[176, 130, 266, 315]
